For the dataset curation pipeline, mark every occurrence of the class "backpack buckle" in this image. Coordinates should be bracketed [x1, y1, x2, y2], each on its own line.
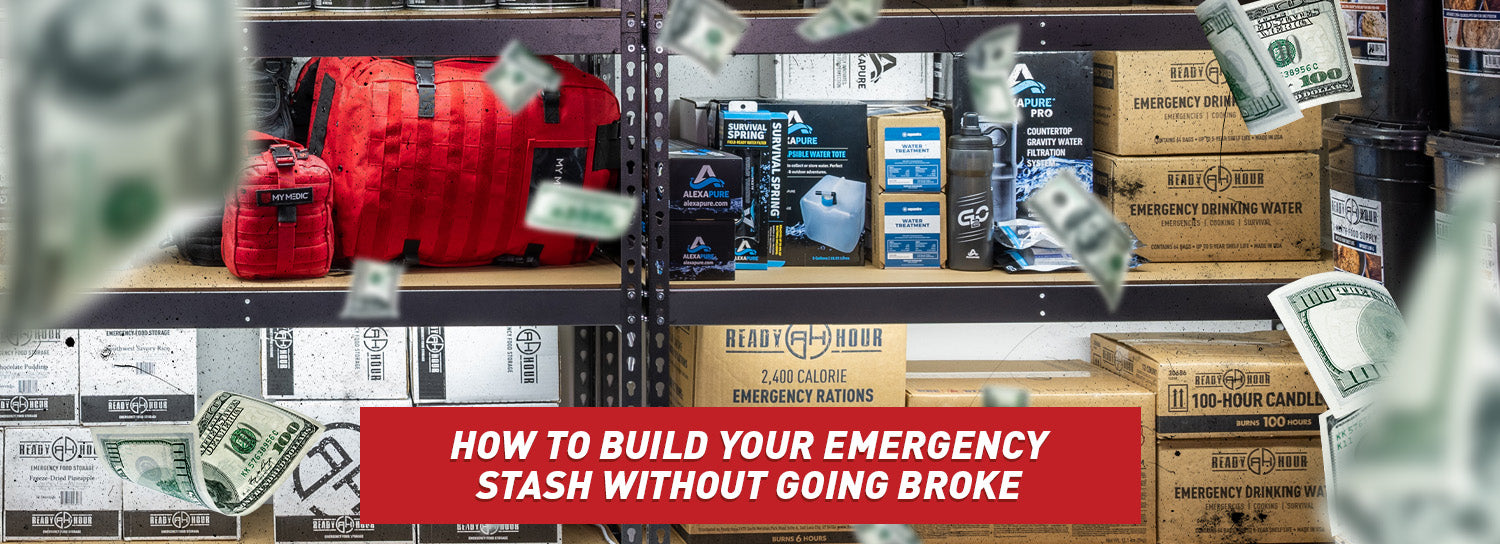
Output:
[270, 144, 296, 167]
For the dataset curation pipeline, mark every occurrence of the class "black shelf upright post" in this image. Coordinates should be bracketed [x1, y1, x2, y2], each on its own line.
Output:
[618, 1, 649, 410]
[643, 0, 672, 409]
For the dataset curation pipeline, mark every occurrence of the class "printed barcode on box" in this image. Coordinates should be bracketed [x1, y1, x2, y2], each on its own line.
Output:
[1486, 55, 1500, 70]
[60, 490, 82, 505]
[136, 361, 156, 375]
[18, 379, 37, 394]
[1368, 43, 1386, 56]
[35, 329, 60, 341]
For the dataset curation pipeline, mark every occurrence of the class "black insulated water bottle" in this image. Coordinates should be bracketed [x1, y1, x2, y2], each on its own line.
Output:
[948, 113, 996, 271]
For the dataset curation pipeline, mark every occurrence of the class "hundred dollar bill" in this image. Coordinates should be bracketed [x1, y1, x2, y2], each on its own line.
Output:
[1269, 272, 1399, 413]
[1244, 0, 1361, 109]
[982, 385, 1031, 408]
[660, 0, 747, 74]
[1024, 170, 1133, 311]
[341, 258, 404, 320]
[853, 525, 920, 544]
[1196, 0, 1304, 134]
[1320, 407, 1376, 544]
[487, 41, 561, 114]
[797, 0, 882, 43]
[95, 392, 325, 517]
[964, 25, 1022, 124]
[525, 182, 636, 241]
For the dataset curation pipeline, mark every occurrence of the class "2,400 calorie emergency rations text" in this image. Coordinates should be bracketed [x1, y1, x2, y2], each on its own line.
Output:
[452, 430, 1051, 502]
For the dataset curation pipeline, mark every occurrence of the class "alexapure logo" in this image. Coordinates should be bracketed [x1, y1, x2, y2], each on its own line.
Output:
[1010, 63, 1048, 95]
[735, 240, 757, 257]
[858, 53, 899, 88]
[687, 237, 714, 254]
[689, 165, 725, 190]
[1210, 448, 1310, 475]
[787, 110, 813, 136]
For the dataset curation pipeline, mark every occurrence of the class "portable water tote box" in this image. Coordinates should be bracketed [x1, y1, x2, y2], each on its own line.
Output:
[297, 56, 621, 267]
[222, 132, 336, 280]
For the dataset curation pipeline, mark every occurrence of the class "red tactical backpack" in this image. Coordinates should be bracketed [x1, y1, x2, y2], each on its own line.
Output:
[296, 56, 621, 267]
[222, 132, 335, 280]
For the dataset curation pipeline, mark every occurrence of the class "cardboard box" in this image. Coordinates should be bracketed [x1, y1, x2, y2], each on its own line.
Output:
[417, 524, 560, 544]
[411, 327, 561, 404]
[871, 192, 944, 269]
[4, 427, 122, 540]
[669, 140, 744, 222]
[675, 525, 856, 544]
[0, 329, 79, 425]
[669, 325, 907, 407]
[122, 484, 238, 540]
[716, 108, 789, 268]
[670, 221, 736, 281]
[868, 106, 946, 193]
[759, 53, 930, 102]
[273, 400, 414, 544]
[906, 360, 1154, 544]
[1090, 331, 1326, 439]
[1094, 151, 1321, 262]
[263, 328, 410, 400]
[1157, 438, 1330, 544]
[79, 329, 197, 425]
[1093, 50, 1320, 156]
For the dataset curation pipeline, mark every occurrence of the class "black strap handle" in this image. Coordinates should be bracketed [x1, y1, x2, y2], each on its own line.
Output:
[414, 58, 437, 119]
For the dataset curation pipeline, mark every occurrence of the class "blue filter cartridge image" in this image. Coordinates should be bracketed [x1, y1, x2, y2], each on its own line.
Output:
[799, 175, 868, 254]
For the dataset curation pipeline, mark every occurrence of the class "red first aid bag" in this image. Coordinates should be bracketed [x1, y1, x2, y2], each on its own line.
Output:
[297, 56, 620, 266]
[222, 132, 336, 280]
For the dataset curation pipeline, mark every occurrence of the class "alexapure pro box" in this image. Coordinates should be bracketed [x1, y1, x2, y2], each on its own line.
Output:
[4, 427, 121, 541]
[1090, 331, 1326, 439]
[868, 106, 946, 193]
[79, 329, 197, 425]
[669, 325, 907, 407]
[263, 328, 409, 400]
[122, 484, 238, 540]
[1093, 50, 1320, 156]
[0, 329, 79, 425]
[1094, 151, 1321, 262]
[676, 525, 856, 544]
[417, 523, 560, 544]
[273, 400, 414, 544]
[870, 192, 944, 269]
[410, 327, 560, 404]
[907, 360, 1155, 544]
[1157, 439, 1330, 544]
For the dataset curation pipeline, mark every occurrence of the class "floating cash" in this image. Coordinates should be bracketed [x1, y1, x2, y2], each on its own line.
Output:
[93, 391, 325, 517]
[486, 41, 561, 114]
[341, 259, 404, 320]
[852, 525, 919, 544]
[1320, 406, 1376, 544]
[525, 182, 637, 241]
[1023, 170, 1133, 311]
[660, 0, 748, 74]
[964, 25, 1022, 124]
[1196, 0, 1304, 134]
[1269, 272, 1399, 413]
[1243, 0, 1361, 109]
[982, 385, 1031, 408]
[797, 0, 883, 43]
[3, 0, 243, 335]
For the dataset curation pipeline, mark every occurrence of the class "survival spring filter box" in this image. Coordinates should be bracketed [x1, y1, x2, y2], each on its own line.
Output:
[410, 327, 561, 404]
[122, 484, 238, 540]
[273, 399, 415, 544]
[79, 329, 197, 425]
[263, 328, 410, 400]
[4, 427, 122, 540]
[712, 107, 788, 268]
[668, 140, 744, 222]
[0, 329, 79, 425]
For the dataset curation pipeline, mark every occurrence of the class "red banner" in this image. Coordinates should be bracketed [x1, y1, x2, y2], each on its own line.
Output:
[360, 407, 1140, 524]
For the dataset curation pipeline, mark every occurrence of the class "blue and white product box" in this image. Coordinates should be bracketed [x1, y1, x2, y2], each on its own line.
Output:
[668, 140, 743, 222]
[669, 221, 736, 281]
[868, 106, 947, 193]
[871, 192, 945, 269]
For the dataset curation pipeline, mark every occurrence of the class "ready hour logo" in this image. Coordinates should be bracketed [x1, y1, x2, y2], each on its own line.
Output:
[1193, 369, 1272, 390]
[1210, 448, 1309, 475]
[723, 326, 886, 360]
[1165, 167, 1266, 192]
[1, 395, 50, 414]
[106, 396, 170, 415]
[148, 511, 214, 530]
[312, 515, 376, 535]
[457, 524, 521, 536]
[19, 436, 97, 462]
[1169, 59, 1225, 84]
[32, 512, 94, 530]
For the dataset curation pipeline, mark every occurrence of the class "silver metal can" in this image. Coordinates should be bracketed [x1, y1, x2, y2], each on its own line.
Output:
[240, 0, 313, 11]
[313, 0, 404, 10]
[407, 0, 498, 8]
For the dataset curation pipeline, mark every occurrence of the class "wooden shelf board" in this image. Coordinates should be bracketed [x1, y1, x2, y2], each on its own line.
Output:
[95, 253, 622, 292]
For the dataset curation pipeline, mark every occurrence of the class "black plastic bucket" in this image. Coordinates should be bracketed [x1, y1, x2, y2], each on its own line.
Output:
[1328, 167, 1434, 302]
[407, 0, 497, 8]
[1446, 6, 1500, 135]
[313, 0, 403, 9]
[1323, 115, 1432, 179]
[1429, 131, 1500, 195]
[240, 0, 313, 10]
[1339, 1, 1445, 126]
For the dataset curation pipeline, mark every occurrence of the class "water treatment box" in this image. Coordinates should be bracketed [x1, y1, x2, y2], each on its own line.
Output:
[262, 328, 410, 400]
[870, 192, 944, 269]
[4, 427, 121, 540]
[122, 484, 238, 540]
[410, 327, 561, 404]
[79, 329, 197, 425]
[0, 329, 79, 425]
[668, 140, 743, 222]
[868, 106, 946, 193]
[273, 399, 414, 544]
[669, 221, 736, 281]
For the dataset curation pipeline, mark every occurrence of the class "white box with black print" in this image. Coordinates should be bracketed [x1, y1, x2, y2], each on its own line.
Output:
[272, 399, 414, 544]
[262, 328, 409, 400]
[122, 483, 238, 540]
[3, 426, 121, 540]
[79, 329, 197, 425]
[0, 330, 80, 426]
[410, 327, 560, 404]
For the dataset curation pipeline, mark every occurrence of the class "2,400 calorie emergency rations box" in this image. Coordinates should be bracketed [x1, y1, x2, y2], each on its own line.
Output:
[263, 328, 409, 400]
[79, 329, 197, 425]
[0, 329, 79, 425]
[4, 427, 121, 541]
[669, 325, 907, 407]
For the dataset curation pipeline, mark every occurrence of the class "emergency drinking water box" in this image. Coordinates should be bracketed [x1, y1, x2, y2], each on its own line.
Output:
[870, 192, 944, 269]
[867, 106, 946, 193]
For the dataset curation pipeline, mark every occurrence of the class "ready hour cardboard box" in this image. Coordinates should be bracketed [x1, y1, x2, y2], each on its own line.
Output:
[759, 53, 930, 103]
[868, 106, 946, 193]
[669, 325, 907, 407]
[1090, 331, 1326, 439]
[676, 525, 856, 544]
[906, 360, 1154, 544]
[0, 329, 79, 425]
[273, 399, 414, 544]
[1157, 438, 1330, 544]
[870, 192, 945, 269]
[1094, 151, 1321, 262]
[122, 484, 238, 540]
[410, 327, 561, 404]
[417, 524, 560, 544]
[79, 329, 197, 425]
[263, 328, 410, 400]
[1093, 50, 1320, 156]
[4, 427, 121, 540]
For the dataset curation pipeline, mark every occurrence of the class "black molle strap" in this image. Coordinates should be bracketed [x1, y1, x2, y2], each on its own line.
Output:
[543, 90, 560, 124]
[414, 59, 437, 119]
[402, 239, 421, 266]
[593, 121, 620, 171]
[308, 74, 336, 156]
[492, 244, 544, 267]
